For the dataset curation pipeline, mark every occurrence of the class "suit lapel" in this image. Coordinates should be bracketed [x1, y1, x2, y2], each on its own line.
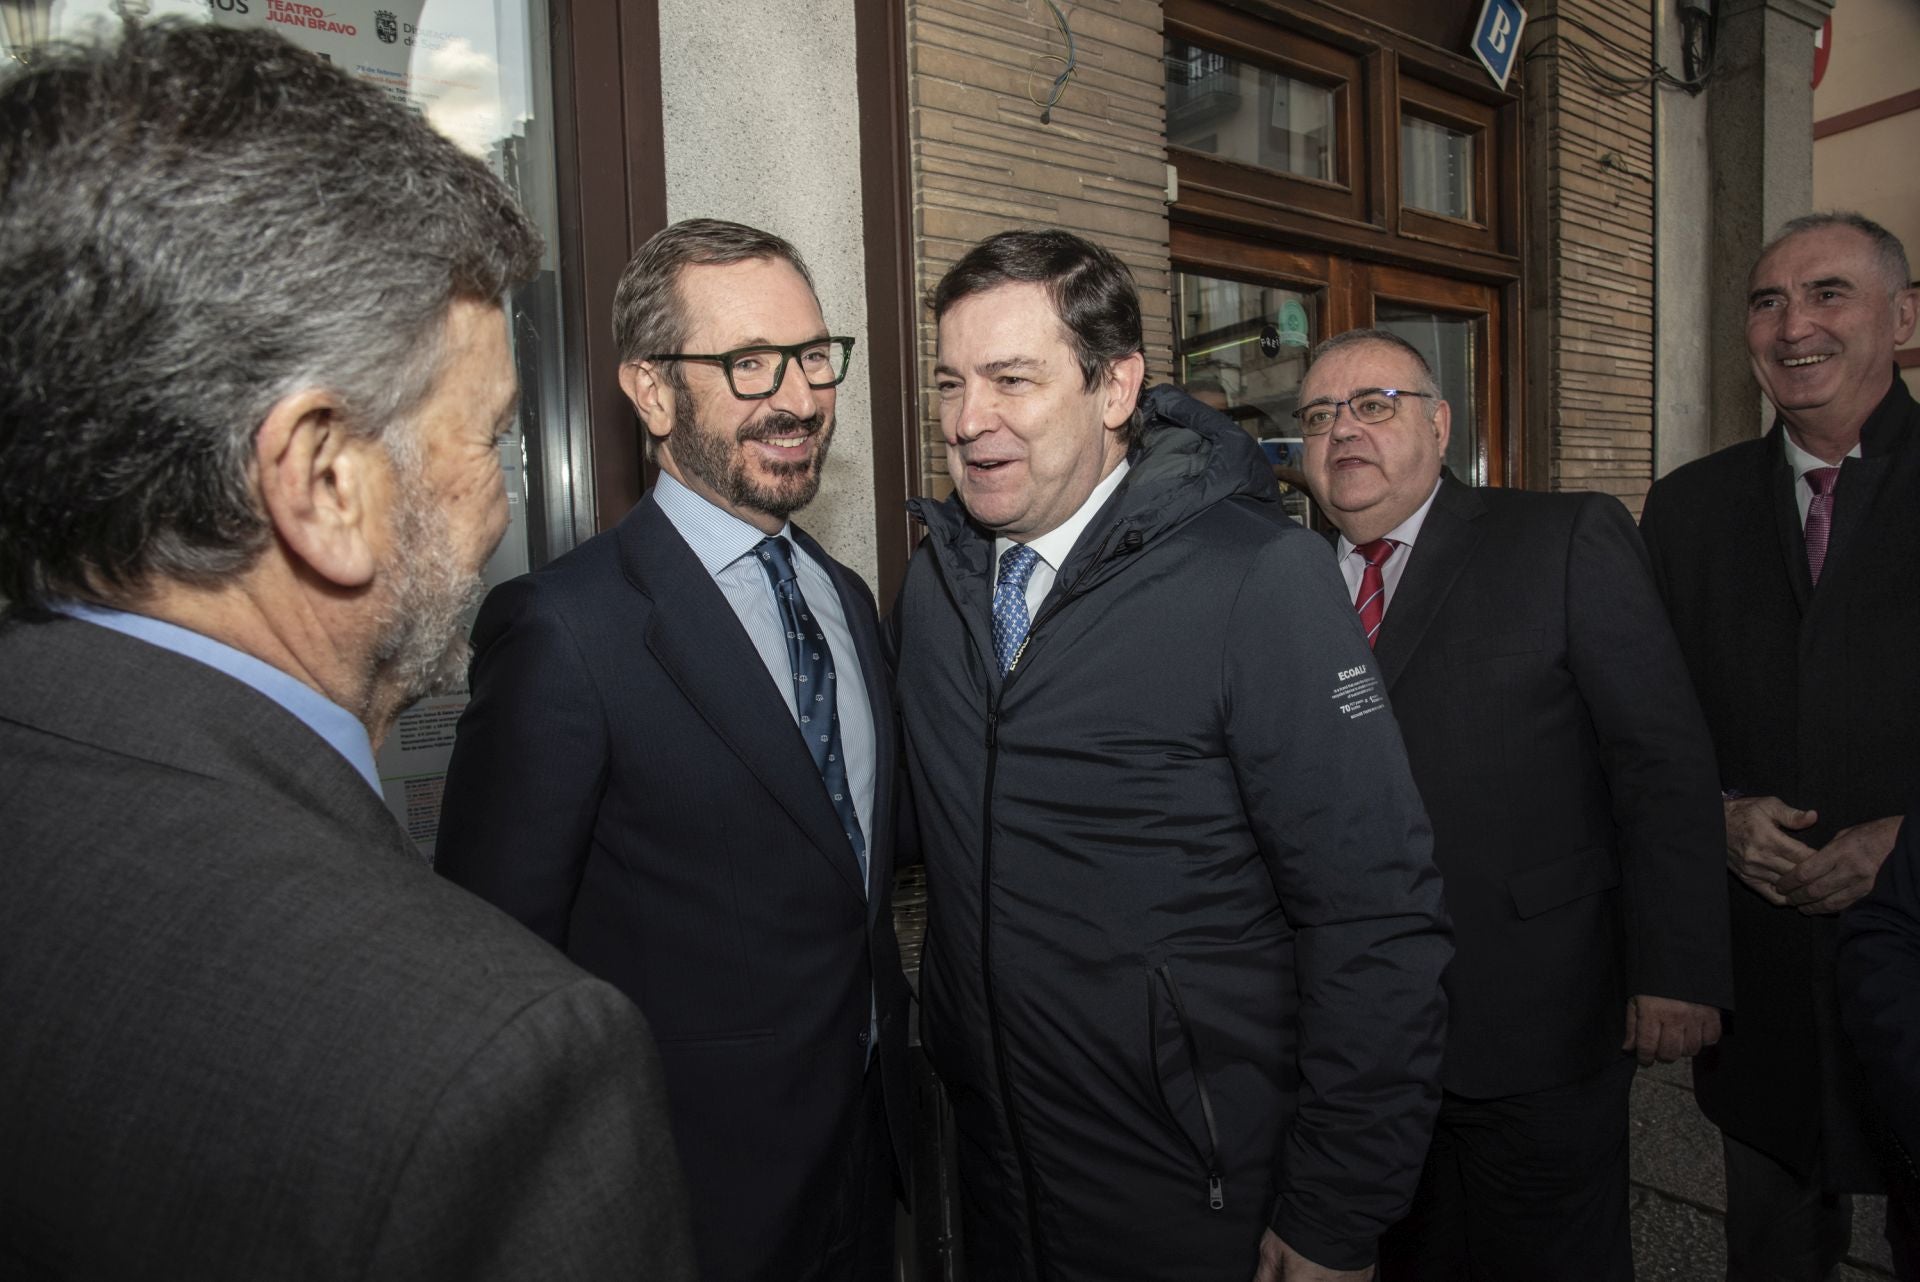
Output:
[1375, 477, 1485, 691]
[620, 498, 867, 898]
[1824, 452, 1892, 593]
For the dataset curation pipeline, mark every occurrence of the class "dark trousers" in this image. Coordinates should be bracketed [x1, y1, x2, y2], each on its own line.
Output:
[1723, 1133, 1920, 1282]
[1721, 1134, 1851, 1282]
[806, 1064, 896, 1282]
[1379, 1055, 1636, 1282]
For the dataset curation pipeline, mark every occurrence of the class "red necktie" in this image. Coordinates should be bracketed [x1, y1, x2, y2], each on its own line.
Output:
[1353, 538, 1397, 647]
[1804, 466, 1840, 586]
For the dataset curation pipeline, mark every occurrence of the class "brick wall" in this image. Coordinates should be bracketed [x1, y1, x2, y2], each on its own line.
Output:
[907, 0, 1172, 498]
[1524, 0, 1659, 509]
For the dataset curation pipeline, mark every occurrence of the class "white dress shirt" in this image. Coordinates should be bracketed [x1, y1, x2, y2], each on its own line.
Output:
[1335, 476, 1445, 616]
[993, 459, 1132, 617]
[1781, 430, 1862, 530]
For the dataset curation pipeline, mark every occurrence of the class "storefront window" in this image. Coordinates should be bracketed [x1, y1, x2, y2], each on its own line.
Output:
[1377, 304, 1480, 484]
[1174, 270, 1318, 524]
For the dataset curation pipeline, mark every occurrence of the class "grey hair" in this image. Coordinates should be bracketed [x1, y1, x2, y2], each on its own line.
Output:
[1306, 328, 1444, 401]
[0, 21, 541, 607]
[1763, 212, 1912, 295]
[610, 218, 818, 459]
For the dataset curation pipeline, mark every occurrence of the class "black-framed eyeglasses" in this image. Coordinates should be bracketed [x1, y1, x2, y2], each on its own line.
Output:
[1291, 388, 1435, 436]
[646, 337, 856, 399]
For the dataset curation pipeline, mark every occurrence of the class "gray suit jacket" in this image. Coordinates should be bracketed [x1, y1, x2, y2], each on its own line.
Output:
[0, 613, 697, 1280]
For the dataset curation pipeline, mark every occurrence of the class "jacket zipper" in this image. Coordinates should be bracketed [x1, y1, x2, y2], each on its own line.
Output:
[979, 701, 1052, 1279]
[976, 517, 1135, 1276]
[1154, 964, 1226, 1211]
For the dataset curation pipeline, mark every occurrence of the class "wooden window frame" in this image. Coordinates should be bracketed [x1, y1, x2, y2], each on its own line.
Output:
[1166, 3, 1367, 227]
[1396, 77, 1498, 255]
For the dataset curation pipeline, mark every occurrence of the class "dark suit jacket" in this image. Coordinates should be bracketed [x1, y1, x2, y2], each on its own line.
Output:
[437, 493, 911, 1282]
[1642, 372, 1920, 1187]
[1377, 477, 1732, 1098]
[1839, 796, 1920, 1178]
[0, 613, 694, 1281]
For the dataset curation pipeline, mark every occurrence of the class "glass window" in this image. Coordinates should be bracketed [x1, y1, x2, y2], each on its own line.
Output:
[1376, 304, 1480, 484]
[1401, 114, 1476, 220]
[1166, 38, 1334, 183]
[1174, 270, 1318, 523]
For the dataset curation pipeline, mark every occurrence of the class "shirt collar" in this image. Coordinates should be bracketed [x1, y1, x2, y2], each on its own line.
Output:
[1781, 427, 1862, 481]
[52, 600, 382, 795]
[653, 471, 794, 578]
[995, 458, 1131, 575]
[1336, 474, 1444, 561]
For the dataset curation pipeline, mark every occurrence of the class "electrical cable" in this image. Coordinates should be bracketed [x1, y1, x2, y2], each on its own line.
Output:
[1520, 9, 1715, 99]
[1029, 0, 1076, 124]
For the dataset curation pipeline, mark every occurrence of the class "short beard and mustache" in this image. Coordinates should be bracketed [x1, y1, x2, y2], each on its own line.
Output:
[666, 390, 833, 522]
[365, 449, 492, 727]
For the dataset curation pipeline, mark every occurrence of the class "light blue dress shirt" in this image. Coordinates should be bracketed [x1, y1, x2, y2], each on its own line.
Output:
[54, 600, 383, 795]
[652, 472, 878, 892]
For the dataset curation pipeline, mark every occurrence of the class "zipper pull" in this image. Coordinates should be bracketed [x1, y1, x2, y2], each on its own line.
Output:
[985, 711, 997, 749]
[1208, 1172, 1223, 1211]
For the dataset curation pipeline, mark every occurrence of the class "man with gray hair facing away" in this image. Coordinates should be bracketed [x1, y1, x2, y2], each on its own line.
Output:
[0, 23, 694, 1280]
[1643, 211, 1920, 1280]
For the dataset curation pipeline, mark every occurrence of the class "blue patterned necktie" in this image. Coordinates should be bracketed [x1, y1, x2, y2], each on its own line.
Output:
[993, 544, 1043, 675]
[755, 537, 866, 879]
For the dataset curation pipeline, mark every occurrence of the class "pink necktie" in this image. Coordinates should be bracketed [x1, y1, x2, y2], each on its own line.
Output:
[1354, 539, 1397, 647]
[1804, 466, 1840, 586]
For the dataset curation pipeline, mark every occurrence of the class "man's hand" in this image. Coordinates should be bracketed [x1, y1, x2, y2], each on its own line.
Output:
[1622, 994, 1722, 1064]
[1773, 815, 1903, 915]
[1724, 795, 1819, 905]
[1253, 1230, 1374, 1281]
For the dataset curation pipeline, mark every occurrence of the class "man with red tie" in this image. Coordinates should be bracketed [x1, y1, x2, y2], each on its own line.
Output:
[1299, 327, 1732, 1282]
[1642, 212, 1920, 1281]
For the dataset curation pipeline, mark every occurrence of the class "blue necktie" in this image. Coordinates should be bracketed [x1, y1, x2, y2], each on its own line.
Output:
[756, 537, 866, 880]
[993, 544, 1042, 674]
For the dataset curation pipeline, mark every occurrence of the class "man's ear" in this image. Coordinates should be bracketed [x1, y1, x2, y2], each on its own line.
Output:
[253, 391, 383, 589]
[1895, 286, 1918, 348]
[1101, 350, 1148, 432]
[1431, 398, 1453, 459]
[620, 360, 675, 446]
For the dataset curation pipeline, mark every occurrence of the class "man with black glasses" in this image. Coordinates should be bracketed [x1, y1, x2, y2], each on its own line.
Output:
[439, 219, 910, 1282]
[1298, 328, 1731, 1282]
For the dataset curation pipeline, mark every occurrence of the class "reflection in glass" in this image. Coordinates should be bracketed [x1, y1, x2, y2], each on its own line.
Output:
[1174, 270, 1318, 523]
[1377, 304, 1480, 484]
[1401, 115, 1475, 220]
[1166, 38, 1334, 183]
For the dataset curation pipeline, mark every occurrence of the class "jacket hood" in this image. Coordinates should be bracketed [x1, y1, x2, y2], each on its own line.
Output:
[909, 383, 1280, 595]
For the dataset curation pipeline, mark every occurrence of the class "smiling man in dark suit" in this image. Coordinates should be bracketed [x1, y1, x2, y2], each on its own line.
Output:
[1642, 212, 1920, 1281]
[1298, 328, 1732, 1282]
[438, 218, 909, 1282]
[0, 23, 693, 1280]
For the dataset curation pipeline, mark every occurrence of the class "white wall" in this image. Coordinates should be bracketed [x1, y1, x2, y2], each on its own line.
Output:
[657, 0, 881, 588]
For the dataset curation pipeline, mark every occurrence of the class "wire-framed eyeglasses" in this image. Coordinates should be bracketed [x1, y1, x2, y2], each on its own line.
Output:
[646, 337, 856, 400]
[1291, 388, 1435, 437]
